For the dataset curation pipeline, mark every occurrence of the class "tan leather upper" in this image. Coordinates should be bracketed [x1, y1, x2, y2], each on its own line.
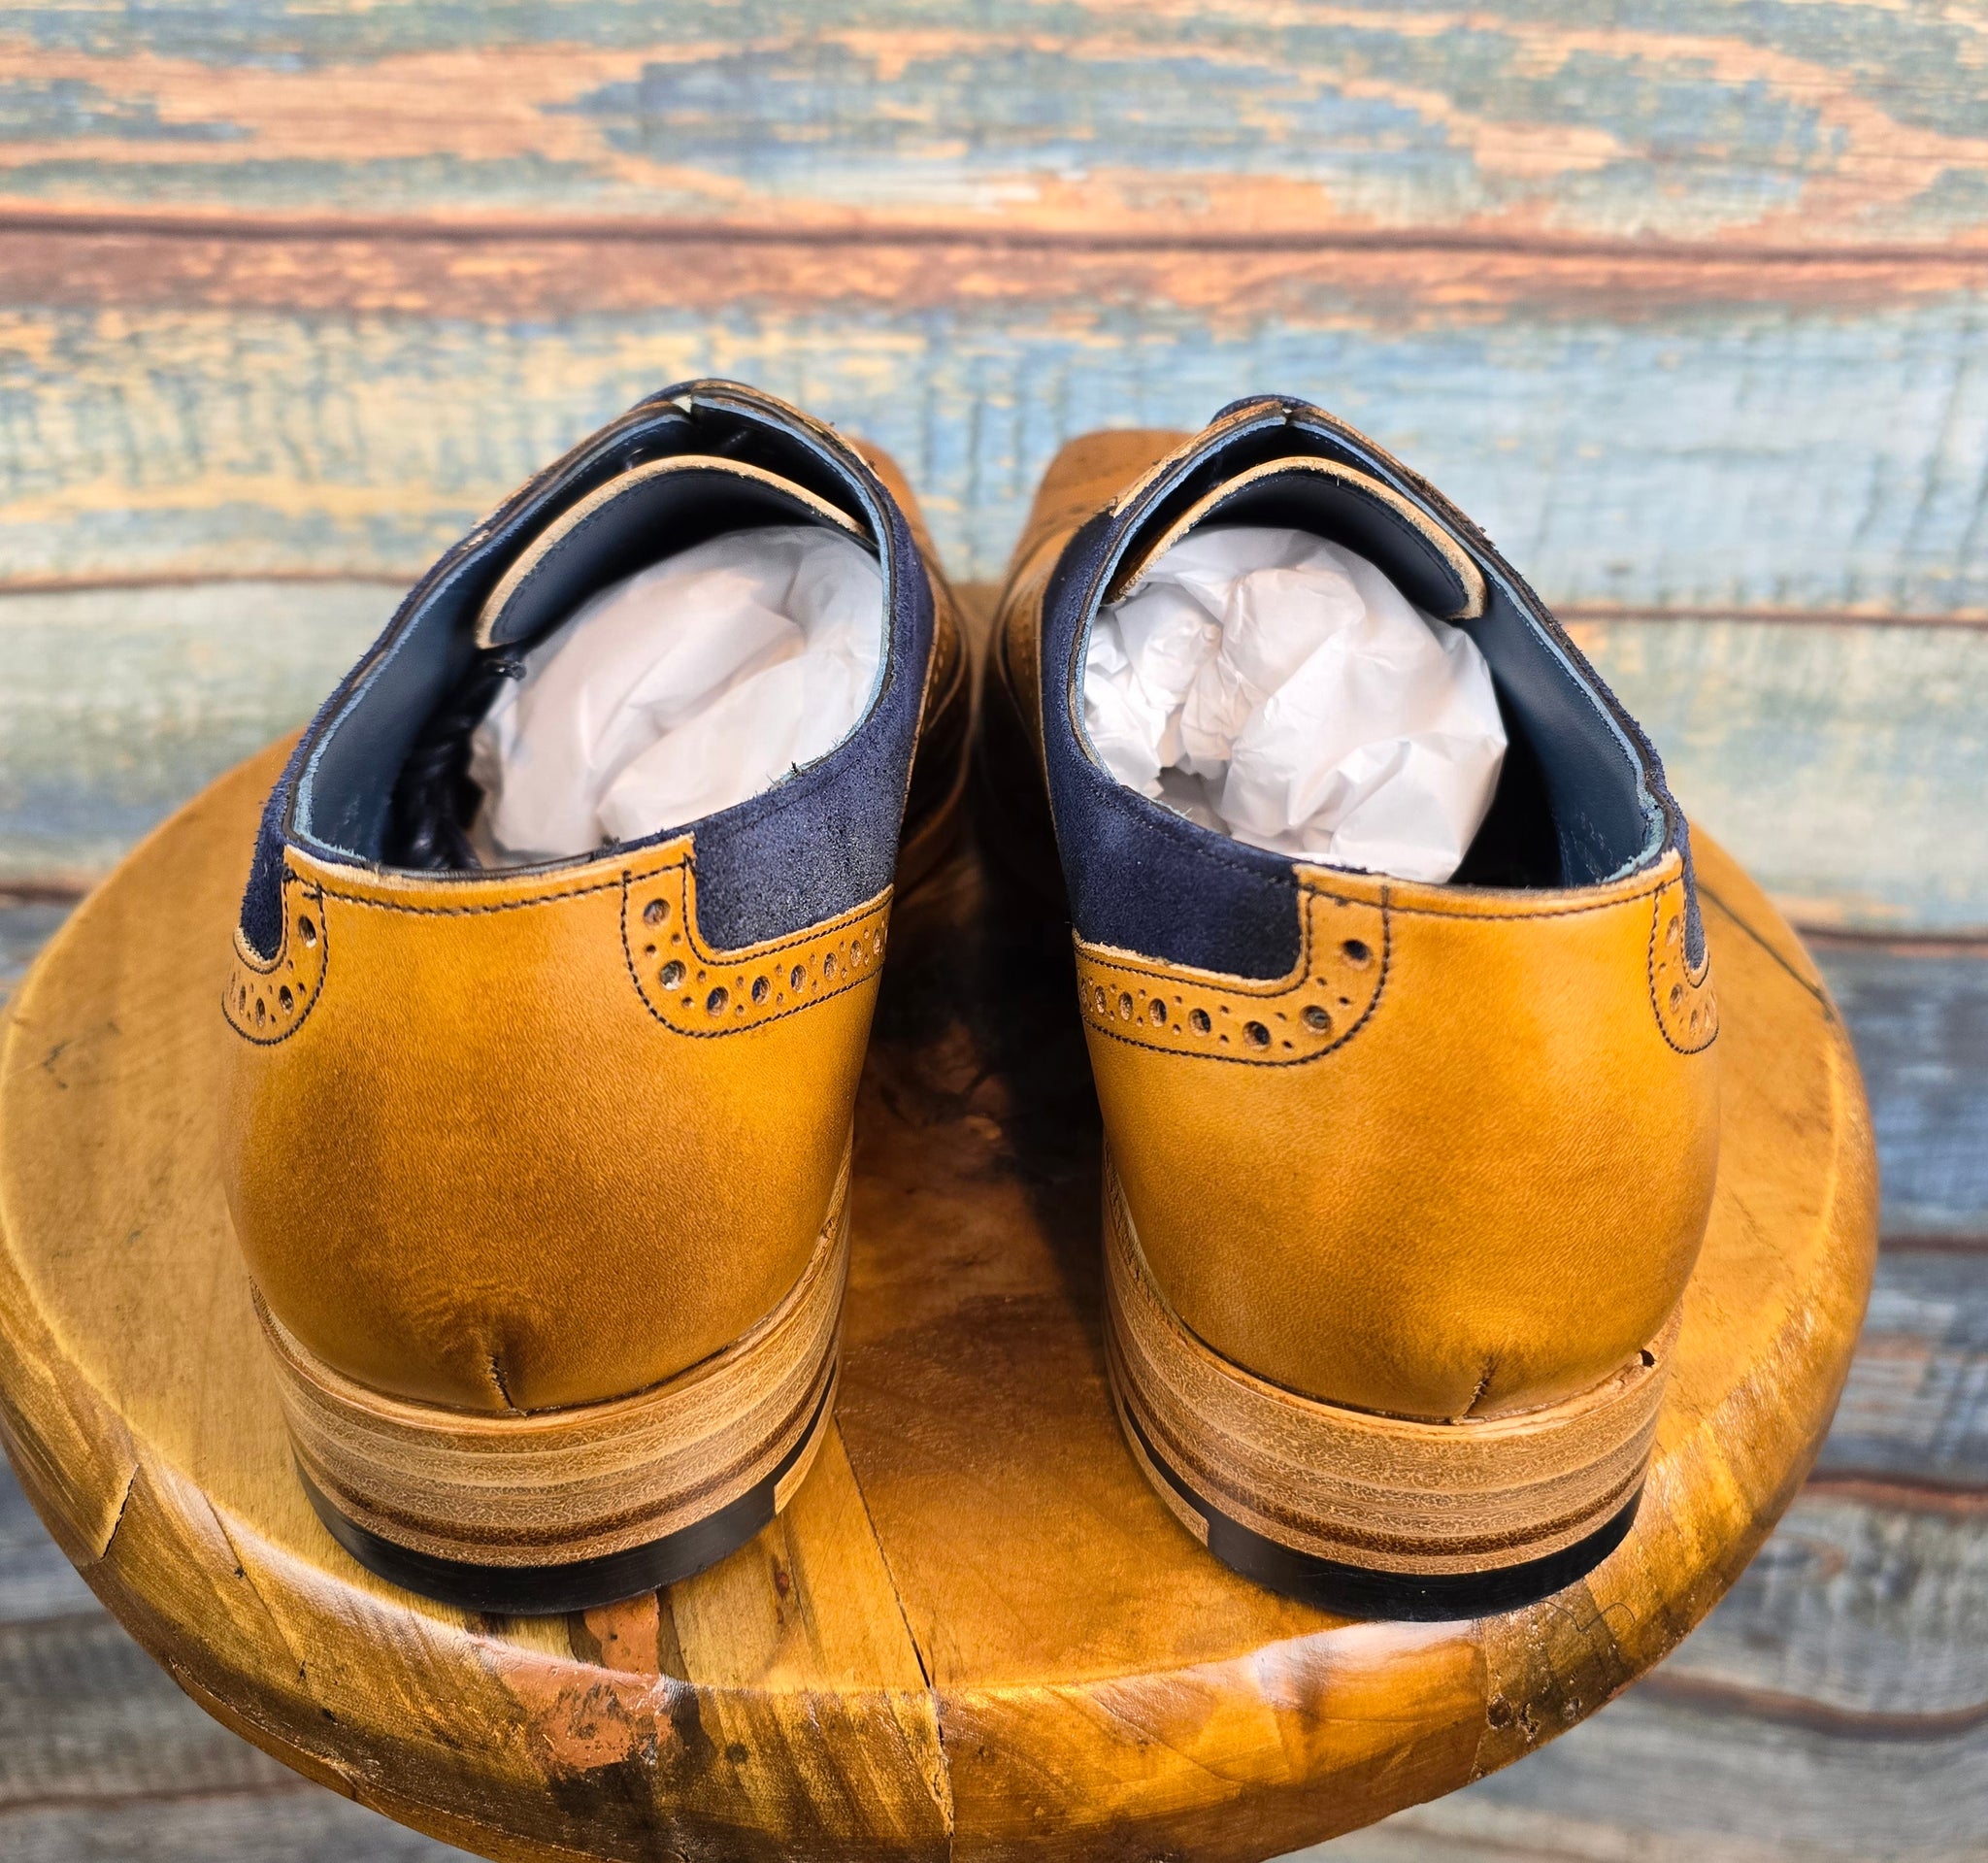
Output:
[997, 428, 1721, 1424]
[223, 840, 887, 1414]
[224, 442, 962, 1416]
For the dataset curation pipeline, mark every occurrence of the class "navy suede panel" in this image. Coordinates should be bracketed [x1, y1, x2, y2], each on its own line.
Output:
[238, 381, 932, 957]
[1040, 511, 1304, 981]
[1035, 395, 1705, 977]
[690, 491, 931, 949]
[240, 728, 313, 960]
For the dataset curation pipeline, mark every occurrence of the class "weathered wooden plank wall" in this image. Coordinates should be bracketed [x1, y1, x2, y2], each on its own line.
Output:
[4, 1, 1988, 247]
[5, 238, 1988, 610]
[7, 585, 1983, 927]
[0, 4, 1982, 1859]
[4, 4, 1987, 930]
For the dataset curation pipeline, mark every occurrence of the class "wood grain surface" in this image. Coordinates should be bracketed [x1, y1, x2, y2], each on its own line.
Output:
[0, 747, 1874, 1862]
[4, 1, 1988, 251]
[8, 263, 1988, 609]
[0, 5, 1979, 1856]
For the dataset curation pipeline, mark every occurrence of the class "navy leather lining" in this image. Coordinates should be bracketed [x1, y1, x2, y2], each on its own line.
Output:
[1120, 468, 1474, 619]
[385, 468, 873, 871]
[1038, 395, 1703, 980]
[238, 381, 931, 960]
[480, 466, 865, 649]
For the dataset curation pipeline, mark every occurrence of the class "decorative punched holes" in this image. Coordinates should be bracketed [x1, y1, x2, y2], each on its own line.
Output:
[1647, 882, 1718, 1054]
[223, 877, 328, 1045]
[1074, 886, 1387, 1066]
[624, 864, 891, 1036]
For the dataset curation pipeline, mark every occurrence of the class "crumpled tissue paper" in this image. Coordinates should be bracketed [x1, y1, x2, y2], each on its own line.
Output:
[1083, 525, 1507, 882]
[470, 524, 884, 864]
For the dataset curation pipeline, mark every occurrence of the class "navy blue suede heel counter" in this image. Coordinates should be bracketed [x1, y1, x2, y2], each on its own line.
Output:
[237, 382, 934, 961]
[1034, 396, 1706, 977]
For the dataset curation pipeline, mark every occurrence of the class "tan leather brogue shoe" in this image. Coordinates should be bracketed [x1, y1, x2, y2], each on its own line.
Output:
[221, 382, 969, 1612]
[987, 397, 1719, 1617]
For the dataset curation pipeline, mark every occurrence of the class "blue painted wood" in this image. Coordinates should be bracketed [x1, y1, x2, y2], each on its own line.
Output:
[1324, 1694, 1988, 1861]
[1583, 624, 1988, 937]
[5, 290, 1988, 606]
[1819, 1247, 1988, 1487]
[1812, 948, 1988, 1241]
[0, 581, 390, 885]
[3, 3, 1988, 249]
[0, 899, 68, 1007]
[1661, 1481, 1988, 1719]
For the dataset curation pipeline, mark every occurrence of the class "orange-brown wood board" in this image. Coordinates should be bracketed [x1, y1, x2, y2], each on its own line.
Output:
[0, 742, 1876, 1862]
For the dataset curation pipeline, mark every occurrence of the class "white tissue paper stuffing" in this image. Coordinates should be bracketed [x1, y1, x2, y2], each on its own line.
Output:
[470, 524, 884, 864]
[1083, 525, 1507, 883]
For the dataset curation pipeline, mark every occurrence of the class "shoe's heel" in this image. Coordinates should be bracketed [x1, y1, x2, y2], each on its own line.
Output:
[1102, 1155, 1673, 1619]
[259, 1166, 850, 1615]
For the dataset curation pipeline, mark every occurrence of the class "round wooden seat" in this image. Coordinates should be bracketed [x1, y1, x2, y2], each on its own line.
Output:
[0, 743, 1875, 1863]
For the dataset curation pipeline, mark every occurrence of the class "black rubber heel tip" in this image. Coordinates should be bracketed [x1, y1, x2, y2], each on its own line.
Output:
[297, 1378, 832, 1616]
[300, 1469, 777, 1616]
[1123, 1398, 1643, 1621]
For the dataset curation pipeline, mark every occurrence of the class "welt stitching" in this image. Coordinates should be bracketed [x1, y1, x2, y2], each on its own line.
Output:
[311, 873, 637, 915]
[308, 856, 886, 957]
[1362, 878, 1671, 923]
[625, 868, 892, 966]
[1079, 888, 1393, 1067]
[1078, 874, 1670, 992]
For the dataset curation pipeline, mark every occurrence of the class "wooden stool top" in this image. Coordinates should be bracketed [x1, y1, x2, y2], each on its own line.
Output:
[0, 743, 1875, 1863]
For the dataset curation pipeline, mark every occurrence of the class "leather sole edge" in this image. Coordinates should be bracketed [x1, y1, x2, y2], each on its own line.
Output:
[1103, 1150, 1673, 1586]
[257, 1153, 850, 1577]
[298, 1367, 838, 1614]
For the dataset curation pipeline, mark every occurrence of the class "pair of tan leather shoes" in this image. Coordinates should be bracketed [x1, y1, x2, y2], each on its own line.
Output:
[222, 382, 1716, 1619]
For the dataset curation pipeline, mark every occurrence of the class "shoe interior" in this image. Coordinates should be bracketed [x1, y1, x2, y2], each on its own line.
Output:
[289, 406, 884, 877]
[393, 459, 884, 871]
[1097, 450, 1658, 893]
